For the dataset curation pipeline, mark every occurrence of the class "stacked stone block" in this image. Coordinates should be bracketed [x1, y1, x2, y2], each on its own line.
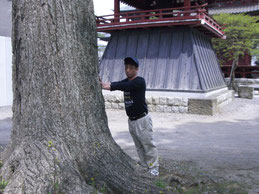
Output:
[238, 86, 254, 99]
[188, 90, 234, 115]
[225, 78, 259, 86]
[103, 89, 234, 115]
[103, 93, 188, 113]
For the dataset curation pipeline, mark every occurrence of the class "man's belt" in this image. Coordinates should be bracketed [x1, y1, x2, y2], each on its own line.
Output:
[129, 112, 147, 121]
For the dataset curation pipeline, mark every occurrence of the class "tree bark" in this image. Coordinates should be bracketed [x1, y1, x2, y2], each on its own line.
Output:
[229, 57, 238, 91]
[0, 0, 162, 193]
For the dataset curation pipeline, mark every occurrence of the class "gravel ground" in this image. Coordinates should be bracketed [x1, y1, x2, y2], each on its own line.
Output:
[1, 95, 259, 193]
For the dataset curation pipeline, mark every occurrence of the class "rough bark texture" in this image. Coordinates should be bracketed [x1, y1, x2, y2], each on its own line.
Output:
[0, 0, 162, 193]
[229, 58, 238, 91]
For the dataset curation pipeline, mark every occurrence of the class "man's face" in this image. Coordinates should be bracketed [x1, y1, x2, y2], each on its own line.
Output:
[125, 64, 138, 80]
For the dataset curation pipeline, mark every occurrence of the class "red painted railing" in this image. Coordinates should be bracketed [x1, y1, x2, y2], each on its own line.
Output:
[221, 66, 259, 78]
[96, 4, 224, 37]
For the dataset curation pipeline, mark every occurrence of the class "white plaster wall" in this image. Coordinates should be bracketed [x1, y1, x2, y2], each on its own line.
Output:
[0, 36, 12, 107]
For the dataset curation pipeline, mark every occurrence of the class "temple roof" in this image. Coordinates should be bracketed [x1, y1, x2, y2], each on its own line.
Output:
[120, 0, 202, 10]
[120, 0, 259, 11]
[209, 2, 259, 15]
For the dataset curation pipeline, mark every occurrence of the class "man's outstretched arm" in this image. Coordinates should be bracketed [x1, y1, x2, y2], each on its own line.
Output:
[100, 79, 143, 91]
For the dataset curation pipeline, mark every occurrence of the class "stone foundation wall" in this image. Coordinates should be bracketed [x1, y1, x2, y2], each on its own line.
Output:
[103, 93, 188, 113]
[103, 89, 234, 115]
[146, 96, 188, 113]
[225, 78, 259, 86]
[217, 90, 234, 109]
[188, 90, 234, 115]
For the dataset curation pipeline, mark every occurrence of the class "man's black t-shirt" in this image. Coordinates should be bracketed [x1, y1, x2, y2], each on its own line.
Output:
[110, 76, 148, 117]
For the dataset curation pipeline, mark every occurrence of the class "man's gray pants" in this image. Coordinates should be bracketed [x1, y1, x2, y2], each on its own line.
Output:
[128, 114, 159, 170]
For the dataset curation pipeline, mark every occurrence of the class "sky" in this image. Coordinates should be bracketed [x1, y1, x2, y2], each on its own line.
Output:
[93, 0, 123, 16]
[93, 0, 126, 48]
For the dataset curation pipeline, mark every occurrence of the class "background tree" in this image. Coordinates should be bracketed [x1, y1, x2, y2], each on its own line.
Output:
[212, 13, 259, 89]
[0, 0, 162, 193]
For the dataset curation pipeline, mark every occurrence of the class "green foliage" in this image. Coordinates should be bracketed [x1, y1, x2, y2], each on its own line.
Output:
[48, 141, 53, 148]
[0, 177, 8, 193]
[46, 141, 64, 194]
[97, 32, 107, 38]
[88, 177, 108, 194]
[155, 179, 167, 189]
[0, 158, 5, 193]
[150, 12, 159, 20]
[212, 13, 259, 65]
[99, 186, 107, 194]
[0, 146, 3, 169]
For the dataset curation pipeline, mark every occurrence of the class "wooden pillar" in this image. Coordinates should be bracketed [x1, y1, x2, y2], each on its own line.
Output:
[245, 53, 251, 66]
[114, 0, 120, 22]
[184, 0, 191, 16]
[184, 0, 191, 9]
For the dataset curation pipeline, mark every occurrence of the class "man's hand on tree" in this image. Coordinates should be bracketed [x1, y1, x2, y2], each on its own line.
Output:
[102, 82, 111, 90]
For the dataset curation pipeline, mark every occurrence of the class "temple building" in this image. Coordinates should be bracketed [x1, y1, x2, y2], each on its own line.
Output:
[97, 0, 227, 92]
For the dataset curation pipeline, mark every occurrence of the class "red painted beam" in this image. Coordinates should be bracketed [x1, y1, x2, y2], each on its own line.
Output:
[184, 0, 191, 16]
[184, 0, 191, 9]
[114, 0, 120, 22]
[96, 6, 224, 38]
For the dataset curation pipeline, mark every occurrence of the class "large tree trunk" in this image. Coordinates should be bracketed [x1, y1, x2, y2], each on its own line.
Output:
[0, 1, 162, 193]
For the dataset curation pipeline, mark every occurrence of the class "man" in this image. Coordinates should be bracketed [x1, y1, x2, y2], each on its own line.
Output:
[101, 57, 159, 176]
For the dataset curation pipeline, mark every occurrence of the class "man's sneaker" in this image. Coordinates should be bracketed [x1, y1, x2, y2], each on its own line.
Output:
[149, 169, 159, 176]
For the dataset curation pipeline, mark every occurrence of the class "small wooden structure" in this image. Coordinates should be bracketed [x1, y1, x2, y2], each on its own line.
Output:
[97, 0, 227, 92]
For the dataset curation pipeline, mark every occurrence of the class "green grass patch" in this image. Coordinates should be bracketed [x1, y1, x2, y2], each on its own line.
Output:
[155, 179, 167, 189]
[0, 177, 8, 193]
